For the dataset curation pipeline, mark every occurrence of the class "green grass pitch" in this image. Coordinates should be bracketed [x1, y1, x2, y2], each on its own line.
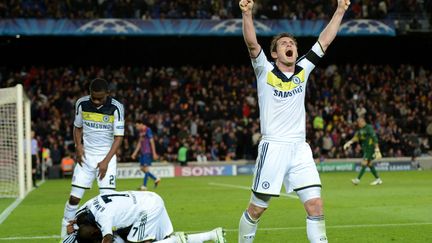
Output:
[0, 170, 431, 242]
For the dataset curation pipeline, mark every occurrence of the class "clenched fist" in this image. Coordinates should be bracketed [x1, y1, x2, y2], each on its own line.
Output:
[239, 0, 254, 13]
[338, 0, 351, 11]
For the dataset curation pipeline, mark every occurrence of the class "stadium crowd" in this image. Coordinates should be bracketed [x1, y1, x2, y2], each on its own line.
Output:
[1, 63, 431, 165]
[0, 0, 429, 20]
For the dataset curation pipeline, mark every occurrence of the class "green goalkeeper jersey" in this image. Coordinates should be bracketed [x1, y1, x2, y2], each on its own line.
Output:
[354, 124, 378, 160]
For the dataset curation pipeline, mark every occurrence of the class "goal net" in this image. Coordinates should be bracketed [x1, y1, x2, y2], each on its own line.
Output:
[0, 84, 32, 200]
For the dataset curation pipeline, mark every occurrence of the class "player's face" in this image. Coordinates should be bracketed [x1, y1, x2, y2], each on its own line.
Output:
[135, 123, 147, 131]
[90, 91, 108, 108]
[357, 118, 366, 128]
[77, 224, 102, 243]
[272, 37, 298, 66]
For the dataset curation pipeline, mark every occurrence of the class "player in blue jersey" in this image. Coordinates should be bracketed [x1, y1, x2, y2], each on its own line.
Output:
[131, 120, 160, 191]
[238, 0, 350, 242]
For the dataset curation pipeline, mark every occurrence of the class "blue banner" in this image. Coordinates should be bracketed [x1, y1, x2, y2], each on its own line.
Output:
[237, 164, 255, 175]
[175, 165, 234, 176]
[0, 19, 395, 37]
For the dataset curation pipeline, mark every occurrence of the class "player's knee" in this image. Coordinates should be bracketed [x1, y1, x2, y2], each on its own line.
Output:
[304, 198, 323, 216]
[248, 192, 270, 219]
[69, 195, 81, 205]
[297, 186, 323, 215]
[247, 204, 266, 220]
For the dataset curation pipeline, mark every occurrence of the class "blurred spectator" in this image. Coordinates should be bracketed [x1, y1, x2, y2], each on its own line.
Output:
[2, 63, 432, 162]
[31, 131, 40, 187]
[409, 17, 422, 30]
[313, 110, 325, 130]
[61, 151, 75, 177]
[0, 0, 427, 20]
[177, 142, 189, 166]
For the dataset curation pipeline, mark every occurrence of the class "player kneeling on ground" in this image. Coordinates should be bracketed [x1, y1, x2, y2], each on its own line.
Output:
[63, 190, 226, 243]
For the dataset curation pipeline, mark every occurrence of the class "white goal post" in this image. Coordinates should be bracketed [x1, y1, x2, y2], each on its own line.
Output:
[0, 84, 32, 200]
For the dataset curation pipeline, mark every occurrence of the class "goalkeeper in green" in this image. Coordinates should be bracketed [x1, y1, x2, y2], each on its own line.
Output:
[343, 117, 383, 185]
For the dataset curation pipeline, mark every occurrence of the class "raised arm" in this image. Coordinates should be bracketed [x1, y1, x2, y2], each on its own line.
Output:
[318, 0, 350, 52]
[239, 0, 261, 58]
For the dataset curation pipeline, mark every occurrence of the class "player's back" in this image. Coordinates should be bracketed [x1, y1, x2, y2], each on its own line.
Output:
[86, 191, 161, 232]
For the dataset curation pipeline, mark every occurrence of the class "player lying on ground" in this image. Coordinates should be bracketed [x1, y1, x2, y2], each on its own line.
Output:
[62, 190, 226, 243]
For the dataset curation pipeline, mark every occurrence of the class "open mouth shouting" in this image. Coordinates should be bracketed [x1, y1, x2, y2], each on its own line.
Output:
[286, 50, 293, 57]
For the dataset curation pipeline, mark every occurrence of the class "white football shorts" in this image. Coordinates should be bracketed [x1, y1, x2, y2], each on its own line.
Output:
[127, 193, 173, 242]
[251, 140, 321, 195]
[71, 154, 117, 190]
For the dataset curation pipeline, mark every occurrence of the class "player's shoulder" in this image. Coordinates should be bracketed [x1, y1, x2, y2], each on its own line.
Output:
[110, 97, 124, 108]
[76, 95, 90, 105]
[296, 42, 324, 67]
[366, 124, 375, 130]
[252, 49, 272, 68]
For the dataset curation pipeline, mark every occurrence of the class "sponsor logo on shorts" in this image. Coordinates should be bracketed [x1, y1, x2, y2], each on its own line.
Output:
[262, 181, 270, 189]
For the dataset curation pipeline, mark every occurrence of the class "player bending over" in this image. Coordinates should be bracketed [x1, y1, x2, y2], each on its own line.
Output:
[63, 190, 226, 243]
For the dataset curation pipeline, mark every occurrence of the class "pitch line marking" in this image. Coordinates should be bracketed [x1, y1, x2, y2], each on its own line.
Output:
[1, 222, 431, 240]
[208, 182, 299, 199]
[223, 222, 432, 232]
[0, 235, 59, 240]
[0, 180, 46, 224]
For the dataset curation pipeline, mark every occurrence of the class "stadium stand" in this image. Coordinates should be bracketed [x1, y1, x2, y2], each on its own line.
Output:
[0, 0, 431, 170]
[0, 63, 431, 164]
[0, 0, 430, 20]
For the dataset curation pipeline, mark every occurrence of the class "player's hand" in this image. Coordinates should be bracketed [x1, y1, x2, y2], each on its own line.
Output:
[343, 141, 352, 150]
[239, 0, 254, 13]
[66, 220, 76, 234]
[338, 0, 351, 11]
[102, 234, 114, 243]
[97, 160, 109, 180]
[153, 153, 159, 161]
[75, 145, 85, 166]
[131, 154, 136, 160]
[374, 148, 382, 160]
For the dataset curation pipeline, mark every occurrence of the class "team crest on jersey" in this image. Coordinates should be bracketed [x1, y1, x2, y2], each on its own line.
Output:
[103, 115, 110, 122]
[292, 76, 301, 84]
[267, 70, 305, 92]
